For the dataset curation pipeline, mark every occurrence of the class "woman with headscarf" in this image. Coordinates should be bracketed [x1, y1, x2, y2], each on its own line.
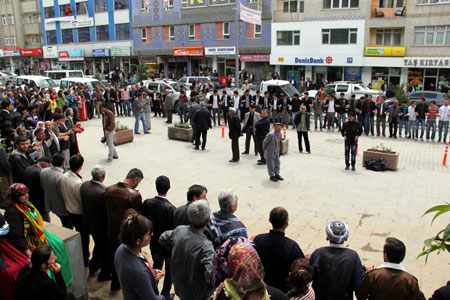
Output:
[0, 212, 29, 300]
[209, 241, 289, 300]
[4, 183, 73, 286]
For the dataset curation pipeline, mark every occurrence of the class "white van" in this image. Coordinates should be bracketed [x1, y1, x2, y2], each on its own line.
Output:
[44, 70, 84, 85]
[16, 75, 59, 92]
[260, 80, 299, 98]
[59, 77, 105, 91]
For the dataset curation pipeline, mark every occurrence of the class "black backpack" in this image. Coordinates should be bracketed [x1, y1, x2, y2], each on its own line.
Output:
[364, 159, 388, 172]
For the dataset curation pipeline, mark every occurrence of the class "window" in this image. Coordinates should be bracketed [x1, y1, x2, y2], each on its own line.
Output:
[95, 0, 108, 12]
[224, 22, 230, 39]
[4, 36, 9, 46]
[44, 7, 55, 19]
[169, 25, 175, 41]
[322, 28, 357, 44]
[116, 23, 129, 40]
[419, 0, 450, 4]
[209, 0, 236, 5]
[114, 0, 128, 10]
[1, 15, 6, 25]
[46, 30, 57, 44]
[8, 14, 13, 25]
[323, 0, 359, 8]
[189, 24, 195, 40]
[163, 0, 174, 10]
[415, 26, 450, 45]
[11, 36, 16, 45]
[141, 0, 150, 12]
[96, 25, 109, 41]
[379, 0, 404, 8]
[376, 28, 402, 46]
[283, 0, 304, 12]
[28, 15, 32, 24]
[76, 2, 88, 15]
[78, 27, 90, 43]
[255, 24, 262, 38]
[33, 35, 42, 44]
[62, 29, 73, 44]
[141, 27, 147, 42]
[59, 4, 72, 16]
[277, 31, 300, 45]
[33, 13, 40, 23]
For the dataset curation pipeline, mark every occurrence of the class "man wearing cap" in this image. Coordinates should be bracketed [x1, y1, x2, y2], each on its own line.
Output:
[342, 112, 363, 171]
[263, 123, 284, 182]
[309, 221, 367, 300]
[228, 108, 242, 162]
[241, 104, 261, 155]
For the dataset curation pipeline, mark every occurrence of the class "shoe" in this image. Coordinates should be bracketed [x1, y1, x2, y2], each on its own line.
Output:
[438, 139, 441, 143]
[270, 176, 278, 182]
[255, 153, 258, 156]
[275, 174, 284, 181]
[98, 273, 112, 282]
[144, 132, 150, 134]
[257, 159, 263, 163]
[202, 147, 205, 151]
[299, 150, 303, 153]
[257, 161, 266, 165]
[193, 147, 199, 150]
[89, 264, 100, 275]
[307, 151, 311, 154]
[107, 158, 112, 162]
[351, 166, 356, 171]
[110, 284, 121, 292]
[135, 132, 140, 134]
[345, 165, 350, 170]
[113, 155, 119, 159]
[377, 134, 380, 137]
[242, 151, 249, 154]
[164, 294, 175, 300]
[229, 159, 239, 163]
[383, 134, 386, 137]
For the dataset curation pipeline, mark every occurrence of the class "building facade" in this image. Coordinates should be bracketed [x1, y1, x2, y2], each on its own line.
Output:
[270, 0, 450, 91]
[132, 0, 271, 80]
[0, 0, 44, 73]
[40, 0, 133, 75]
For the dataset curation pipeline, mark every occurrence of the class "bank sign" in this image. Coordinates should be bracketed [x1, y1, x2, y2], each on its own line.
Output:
[271, 54, 363, 66]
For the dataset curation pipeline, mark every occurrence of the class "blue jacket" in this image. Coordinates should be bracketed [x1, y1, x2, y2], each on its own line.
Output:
[255, 117, 270, 139]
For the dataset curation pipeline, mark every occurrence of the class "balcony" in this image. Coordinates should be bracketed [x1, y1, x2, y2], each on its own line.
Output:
[273, 10, 304, 23]
[21, 0, 39, 14]
[24, 23, 42, 35]
[371, 0, 406, 18]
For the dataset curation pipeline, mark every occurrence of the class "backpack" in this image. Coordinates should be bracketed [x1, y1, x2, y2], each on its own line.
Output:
[364, 159, 388, 171]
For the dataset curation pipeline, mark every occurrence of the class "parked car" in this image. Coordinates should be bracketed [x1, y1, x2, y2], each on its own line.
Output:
[386, 91, 449, 107]
[0, 70, 17, 85]
[44, 70, 84, 85]
[325, 82, 381, 99]
[260, 80, 300, 98]
[16, 75, 59, 92]
[59, 77, 105, 92]
[180, 76, 224, 89]
[143, 79, 193, 109]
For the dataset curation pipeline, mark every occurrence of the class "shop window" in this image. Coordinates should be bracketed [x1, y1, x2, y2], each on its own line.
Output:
[419, 0, 450, 4]
[96, 25, 109, 41]
[283, 0, 304, 12]
[76, 2, 88, 15]
[322, 28, 357, 44]
[116, 23, 129, 40]
[62, 29, 73, 44]
[163, 0, 174, 11]
[114, 0, 128, 10]
[44, 7, 55, 19]
[379, 0, 404, 8]
[277, 30, 300, 45]
[46, 30, 57, 44]
[415, 26, 450, 46]
[78, 27, 90, 43]
[95, 0, 108, 12]
[323, 0, 359, 9]
[376, 28, 402, 46]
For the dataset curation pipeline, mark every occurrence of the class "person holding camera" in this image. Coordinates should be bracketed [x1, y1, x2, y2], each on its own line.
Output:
[101, 104, 118, 162]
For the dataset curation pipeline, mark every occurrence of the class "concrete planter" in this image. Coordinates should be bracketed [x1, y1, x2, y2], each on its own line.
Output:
[114, 129, 134, 146]
[168, 126, 193, 142]
[362, 150, 399, 170]
[281, 138, 289, 155]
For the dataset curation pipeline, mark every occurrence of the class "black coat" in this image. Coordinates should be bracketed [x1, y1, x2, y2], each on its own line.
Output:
[14, 268, 67, 300]
[45, 130, 59, 156]
[57, 123, 70, 150]
[255, 117, 271, 139]
[9, 152, 34, 183]
[23, 165, 45, 216]
[228, 114, 241, 140]
[341, 120, 363, 142]
[4, 205, 28, 253]
[80, 180, 107, 238]
[294, 112, 311, 131]
[192, 108, 212, 131]
[0, 110, 14, 139]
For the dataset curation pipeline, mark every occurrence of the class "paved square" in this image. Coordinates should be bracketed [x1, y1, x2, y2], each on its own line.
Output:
[77, 116, 449, 299]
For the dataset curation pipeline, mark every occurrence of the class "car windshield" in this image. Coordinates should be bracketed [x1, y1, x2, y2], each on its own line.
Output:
[280, 83, 298, 98]
[169, 82, 181, 92]
[87, 81, 105, 90]
[69, 71, 83, 78]
[1, 71, 15, 76]
[37, 78, 58, 88]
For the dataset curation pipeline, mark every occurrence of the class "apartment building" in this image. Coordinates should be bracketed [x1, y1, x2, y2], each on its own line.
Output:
[0, 0, 43, 73]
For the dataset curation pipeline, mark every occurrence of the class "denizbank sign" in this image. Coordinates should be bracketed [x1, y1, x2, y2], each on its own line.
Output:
[295, 56, 334, 64]
[271, 54, 363, 66]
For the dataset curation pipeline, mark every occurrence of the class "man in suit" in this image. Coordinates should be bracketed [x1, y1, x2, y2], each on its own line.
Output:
[9, 136, 34, 183]
[280, 94, 291, 127]
[189, 98, 200, 144]
[83, 85, 94, 119]
[240, 89, 253, 122]
[376, 96, 388, 137]
[364, 95, 377, 136]
[57, 114, 72, 170]
[208, 89, 221, 126]
[164, 90, 174, 124]
[40, 153, 73, 229]
[291, 93, 302, 129]
[80, 165, 110, 281]
[294, 106, 311, 153]
[253, 90, 264, 113]
[23, 157, 51, 221]
[192, 102, 212, 150]
[220, 90, 231, 125]
[65, 108, 80, 157]
[263, 123, 284, 182]
[228, 108, 242, 162]
[142, 176, 176, 300]
[270, 93, 281, 125]
[255, 109, 271, 165]
[241, 104, 261, 156]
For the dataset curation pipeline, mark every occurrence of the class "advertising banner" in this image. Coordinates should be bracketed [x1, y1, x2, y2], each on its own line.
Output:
[240, 2, 261, 25]
[43, 46, 58, 58]
[92, 49, 111, 57]
[205, 47, 236, 55]
[111, 46, 131, 56]
[173, 47, 204, 56]
[240, 54, 269, 62]
[20, 48, 43, 56]
[58, 49, 85, 61]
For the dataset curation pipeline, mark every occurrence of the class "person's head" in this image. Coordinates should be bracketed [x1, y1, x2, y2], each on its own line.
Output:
[394, 100, 399, 107]
[444, 99, 449, 106]
[124, 168, 144, 188]
[37, 157, 51, 169]
[273, 93, 278, 99]
[380, 96, 385, 103]
[16, 126, 26, 137]
[269, 207, 288, 230]
[229, 107, 236, 116]
[100, 103, 109, 112]
[213, 89, 218, 95]
[187, 184, 208, 202]
[368, 95, 373, 101]
[28, 245, 55, 272]
[44, 121, 53, 132]
[326, 221, 349, 244]
[65, 107, 74, 117]
[431, 100, 436, 106]
[15, 136, 30, 153]
[1, 100, 12, 111]
[262, 109, 269, 118]
[348, 112, 355, 121]
[119, 209, 152, 250]
[17, 105, 28, 115]
[359, 96, 365, 102]
[351, 94, 356, 100]
[69, 155, 84, 173]
[155, 175, 170, 195]
[47, 151, 64, 168]
[7, 183, 30, 205]
[249, 105, 256, 113]
[411, 101, 416, 107]
[340, 92, 345, 98]
[274, 123, 282, 134]
[234, 90, 239, 97]
[91, 165, 106, 182]
[289, 258, 313, 294]
[401, 101, 407, 107]
[53, 113, 64, 124]
[218, 189, 238, 214]
[420, 97, 426, 104]
[300, 105, 307, 113]
[188, 199, 211, 229]
[383, 237, 406, 264]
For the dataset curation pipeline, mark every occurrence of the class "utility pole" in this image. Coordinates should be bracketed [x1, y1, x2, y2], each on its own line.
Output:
[234, 0, 240, 89]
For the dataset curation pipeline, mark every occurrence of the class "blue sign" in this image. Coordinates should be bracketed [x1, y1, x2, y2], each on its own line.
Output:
[92, 49, 110, 57]
[347, 57, 353, 63]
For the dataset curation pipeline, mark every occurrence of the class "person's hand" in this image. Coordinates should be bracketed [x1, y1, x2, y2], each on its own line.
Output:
[50, 134, 55, 140]
[344, 136, 347, 140]
[366, 264, 376, 272]
[68, 130, 73, 134]
[49, 263, 61, 274]
[304, 253, 312, 259]
[64, 136, 69, 141]
[355, 136, 359, 141]
[155, 269, 164, 281]
[25, 249, 32, 258]
[105, 131, 109, 136]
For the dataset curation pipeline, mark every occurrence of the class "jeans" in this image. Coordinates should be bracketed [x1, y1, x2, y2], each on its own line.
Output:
[123, 100, 131, 116]
[408, 120, 417, 139]
[106, 130, 118, 159]
[152, 252, 172, 299]
[337, 113, 346, 130]
[115, 101, 123, 116]
[438, 120, 449, 142]
[326, 112, 335, 129]
[314, 113, 323, 130]
[345, 140, 358, 167]
[266, 152, 280, 176]
[416, 118, 426, 139]
[364, 115, 374, 135]
[211, 108, 220, 125]
[426, 119, 436, 140]
[134, 112, 148, 133]
[292, 112, 298, 128]
[179, 107, 187, 123]
[399, 118, 409, 136]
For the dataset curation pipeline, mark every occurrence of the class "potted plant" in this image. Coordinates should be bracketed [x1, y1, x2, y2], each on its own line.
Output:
[168, 122, 193, 142]
[114, 122, 133, 145]
[362, 143, 399, 170]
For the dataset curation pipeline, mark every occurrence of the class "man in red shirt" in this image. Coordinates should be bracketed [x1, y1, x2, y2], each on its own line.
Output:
[426, 100, 439, 142]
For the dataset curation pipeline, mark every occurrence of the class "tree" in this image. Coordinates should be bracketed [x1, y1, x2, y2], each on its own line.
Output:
[260, 64, 272, 81]
[394, 83, 409, 104]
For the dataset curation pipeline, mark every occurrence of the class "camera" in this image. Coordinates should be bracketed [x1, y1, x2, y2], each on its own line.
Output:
[100, 136, 106, 144]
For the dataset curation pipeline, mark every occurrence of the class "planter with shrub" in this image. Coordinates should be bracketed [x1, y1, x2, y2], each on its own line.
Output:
[362, 144, 399, 170]
[114, 123, 133, 145]
[168, 122, 193, 142]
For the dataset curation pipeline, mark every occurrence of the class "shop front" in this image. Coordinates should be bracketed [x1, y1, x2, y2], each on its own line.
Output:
[20, 48, 44, 75]
[58, 49, 85, 71]
[170, 47, 205, 77]
[110, 46, 134, 75]
[240, 54, 270, 82]
[43, 46, 58, 72]
[1, 47, 21, 73]
[87, 48, 111, 77]
[205, 47, 236, 78]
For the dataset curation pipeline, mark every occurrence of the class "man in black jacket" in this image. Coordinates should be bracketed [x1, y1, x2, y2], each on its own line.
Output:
[255, 109, 271, 165]
[376, 96, 388, 137]
[341, 112, 363, 171]
[0, 100, 15, 146]
[23, 157, 51, 221]
[9, 136, 35, 183]
[142, 175, 175, 300]
[294, 106, 310, 153]
[192, 102, 212, 150]
[220, 90, 231, 125]
[228, 108, 241, 162]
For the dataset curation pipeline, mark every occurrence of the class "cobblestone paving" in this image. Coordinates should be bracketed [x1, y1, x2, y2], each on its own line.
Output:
[72, 117, 449, 299]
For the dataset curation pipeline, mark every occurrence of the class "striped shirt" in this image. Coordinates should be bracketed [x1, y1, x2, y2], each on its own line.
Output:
[427, 106, 439, 120]
[290, 286, 315, 300]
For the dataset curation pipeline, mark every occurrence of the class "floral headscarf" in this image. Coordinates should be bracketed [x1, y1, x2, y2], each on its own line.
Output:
[8, 183, 29, 201]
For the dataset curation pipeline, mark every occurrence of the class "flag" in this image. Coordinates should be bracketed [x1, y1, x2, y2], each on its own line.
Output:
[64, 4, 73, 16]
[239, 2, 261, 25]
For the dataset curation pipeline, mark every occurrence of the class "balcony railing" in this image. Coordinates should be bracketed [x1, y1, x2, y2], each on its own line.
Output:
[371, 5, 406, 18]
[273, 10, 305, 23]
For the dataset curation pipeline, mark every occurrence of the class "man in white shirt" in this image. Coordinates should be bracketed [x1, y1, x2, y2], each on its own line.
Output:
[325, 95, 336, 130]
[271, 93, 281, 125]
[232, 90, 240, 120]
[208, 89, 220, 126]
[438, 99, 450, 143]
[407, 101, 418, 139]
